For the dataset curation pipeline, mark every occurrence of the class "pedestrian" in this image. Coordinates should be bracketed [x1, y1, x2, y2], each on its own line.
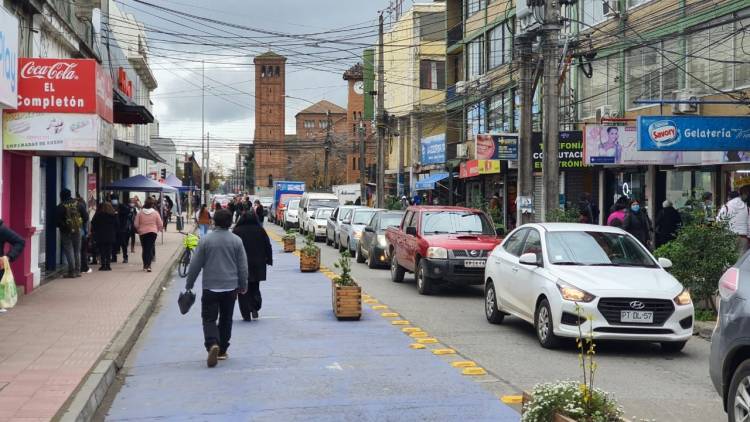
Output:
[489, 193, 500, 210]
[253, 199, 265, 224]
[115, 200, 135, 264]
[134, 197, 163, 272]
[578, 192, 599, 224]
[91, 202, 118, 271]
[196, 204, 211, 237]
[56, 188, 87, 278]
[717, 189, 750, 255]
[232, 212, 273, 321]
[185, 209, 248, 367]
[75, 194, 92, 274]
[412, 194, 421, 206]
[606, 196, 629, 228]
[0, 219, 25, 285]
[701, 192, 715, 223]
[623, 199, 653, 249]
[655, 200, 682, 248]
[128, 196, 139, 253]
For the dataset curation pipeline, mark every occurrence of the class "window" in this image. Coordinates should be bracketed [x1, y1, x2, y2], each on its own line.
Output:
[737, 18, 750, 88]
[319, 120, 328, 129]
[688, 23, 734, 94]
[546, 231, 657, 267]
[275, 66, 280, 76]
[405, 211, 418, 232]
[467, 101, 486, 139]
[626, 46, 661, 105]
[417, 11, 445, 42]
[488, 22, 512, 69]
[628, 0, 653, 7]
[488, 90, 515, 132]
[579, 56, 617, 118]
[261, 65, 266, 77]
[419, 60, 445, 90]
[467, 36, 484, 79]
[352, 124, 357, 135]
[521, 230, 543, 263]
[580, 0, 607, 27]
[304, 120, 315, 129]
[466, 0, 485, 16]
[421, 211, 495, 235]
[503, 229, 528, 257]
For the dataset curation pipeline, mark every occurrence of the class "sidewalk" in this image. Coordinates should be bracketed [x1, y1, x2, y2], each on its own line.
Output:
[104, 236, 519, 421]
[0, 230, 184, 421]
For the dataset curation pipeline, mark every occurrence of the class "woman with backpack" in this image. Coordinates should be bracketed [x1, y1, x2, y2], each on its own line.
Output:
[91, 202, 118, 271]
[135, 197, 163, 272]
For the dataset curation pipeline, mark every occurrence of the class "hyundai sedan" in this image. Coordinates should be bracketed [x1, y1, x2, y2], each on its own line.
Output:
[484, 223, 694, 351]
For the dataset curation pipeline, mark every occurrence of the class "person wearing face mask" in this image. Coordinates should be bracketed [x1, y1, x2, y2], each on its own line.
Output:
[623, 199, 653, 249]
[717, 188, 750, 254]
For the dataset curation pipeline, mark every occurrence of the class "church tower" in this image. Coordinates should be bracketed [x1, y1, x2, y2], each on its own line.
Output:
[253, 51, 286, 190]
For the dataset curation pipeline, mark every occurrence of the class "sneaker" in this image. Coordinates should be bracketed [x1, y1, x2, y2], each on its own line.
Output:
[218, 353, 228, 361]
[147, 267, 152, 272]
[252, 311, 259, 319]
[85, 268, 93, 274]
[207, 345, 220, 367]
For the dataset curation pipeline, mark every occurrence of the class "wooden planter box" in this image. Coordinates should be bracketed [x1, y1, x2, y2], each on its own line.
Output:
[300, 248, 320, 272]
[332, 281, 361, 320]
[282, 236, 296, 253]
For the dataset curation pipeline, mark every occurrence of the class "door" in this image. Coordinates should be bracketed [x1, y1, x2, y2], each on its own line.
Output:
[363, 214, 379, 257]
[328, 207, 339, 239]
[492, 228, 528, 314]
[515, 229, 543, 320]
[402, 211, 420, 272]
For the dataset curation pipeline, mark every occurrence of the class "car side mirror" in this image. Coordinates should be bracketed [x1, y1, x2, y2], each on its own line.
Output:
[342, 219, 351, 225]
[364, 226, 374, 233]
[658, 257, 673, 269]
[406, 226, 417, 236]
[519, 252, 541, 266]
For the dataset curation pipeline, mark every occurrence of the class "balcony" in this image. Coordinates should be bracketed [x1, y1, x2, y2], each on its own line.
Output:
[49, 0, 97, 55]
[447, 22, 463, 48]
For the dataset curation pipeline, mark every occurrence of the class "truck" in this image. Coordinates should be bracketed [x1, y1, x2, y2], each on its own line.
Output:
[385, 206, 502, 295]
[332, 183, 362, 205]
[269, 181, 305, 224]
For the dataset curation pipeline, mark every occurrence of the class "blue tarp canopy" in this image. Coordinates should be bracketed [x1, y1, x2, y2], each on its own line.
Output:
[104, 175, 178, 193]
[165, 174, 195, 192]
[415, 172, 449, 191]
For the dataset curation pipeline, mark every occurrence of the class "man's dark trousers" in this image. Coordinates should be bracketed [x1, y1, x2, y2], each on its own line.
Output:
[201, 290, 237, 353]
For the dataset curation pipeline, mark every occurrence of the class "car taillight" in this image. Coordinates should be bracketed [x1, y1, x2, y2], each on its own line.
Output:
[719, 267, 739, 300]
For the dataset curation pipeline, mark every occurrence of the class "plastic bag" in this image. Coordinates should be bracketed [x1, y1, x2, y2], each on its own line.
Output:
[0, 257, 18, 309]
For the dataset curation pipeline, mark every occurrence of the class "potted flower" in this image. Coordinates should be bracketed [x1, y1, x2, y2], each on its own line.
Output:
[331, 250, 361, 320]
[300, 232, 320, 272]
[282, 229, 297, 253]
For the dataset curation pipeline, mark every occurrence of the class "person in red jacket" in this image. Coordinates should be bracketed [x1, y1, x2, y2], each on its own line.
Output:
[134, 197, 163, 272]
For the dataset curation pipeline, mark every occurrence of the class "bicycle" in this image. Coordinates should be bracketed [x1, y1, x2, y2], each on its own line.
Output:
[178, 232, 200, 278]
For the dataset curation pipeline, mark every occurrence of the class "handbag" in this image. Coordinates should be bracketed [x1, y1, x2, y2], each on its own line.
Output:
[178, 289, 195, 315]
[0, 256, 18, 309]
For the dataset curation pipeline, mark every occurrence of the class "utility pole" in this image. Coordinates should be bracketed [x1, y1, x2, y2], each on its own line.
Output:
[376, 12, 385, 208]
[517, 35, 535, 225]
[206, 132, 210, 195]
[541, 0, 562, 220]
[359, 120, 366, 206]
[323, 110, 332, 189]
[201, 60, 206, 205]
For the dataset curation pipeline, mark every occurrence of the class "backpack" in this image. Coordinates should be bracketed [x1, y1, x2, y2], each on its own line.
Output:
[62, 201, 82, 234]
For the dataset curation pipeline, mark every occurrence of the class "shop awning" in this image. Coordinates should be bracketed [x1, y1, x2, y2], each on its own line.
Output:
[415, 172, 449, 191]
[114, 139, 166, 163]
[113, 89, 155, 125]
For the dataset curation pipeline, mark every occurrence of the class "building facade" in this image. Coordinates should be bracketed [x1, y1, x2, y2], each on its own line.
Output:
[343, 63, 374, 185]
[290, 100, 348, 189]
[253, 51, 287, 192]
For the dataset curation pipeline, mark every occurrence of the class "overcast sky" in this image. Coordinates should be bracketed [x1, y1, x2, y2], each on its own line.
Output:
[115, 0, 401, 171]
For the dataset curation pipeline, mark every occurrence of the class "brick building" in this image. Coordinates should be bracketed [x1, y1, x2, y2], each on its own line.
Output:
[343, 63, 374, 184]
[253, 51, 287, 191]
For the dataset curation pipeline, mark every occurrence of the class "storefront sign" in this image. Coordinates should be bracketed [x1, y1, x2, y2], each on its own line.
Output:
[420, 133, 446, 165]
[0, 7, 18, 109]
[476, 133, 518, 160]
[87, 173, 97, 210]
[3, 112, 114, 158]
[532, 131, 584, 171]
[638, 116, 750, 151]
[118, 67, 132, 98]
[459, 159, 501, 178]
[16, 58, 113, 122]
[583, 124, 703, 166]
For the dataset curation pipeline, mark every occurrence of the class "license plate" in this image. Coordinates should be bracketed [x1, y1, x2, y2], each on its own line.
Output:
[464, 259, 486, 268]
[620, 310, 654, 323]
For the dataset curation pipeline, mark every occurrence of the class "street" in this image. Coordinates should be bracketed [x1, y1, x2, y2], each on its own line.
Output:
[270, 225, 725, 422]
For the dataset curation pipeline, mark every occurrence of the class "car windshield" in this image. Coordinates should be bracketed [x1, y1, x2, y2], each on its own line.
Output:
[546, 231, 657, 267]
[379, 214, 404, 230]
[310, 199, 339, 209]
[316, 209, 333, 219]
[421, 212, 495, 235]
[352, 210, 376, 225]
[288, 200, 300, 209]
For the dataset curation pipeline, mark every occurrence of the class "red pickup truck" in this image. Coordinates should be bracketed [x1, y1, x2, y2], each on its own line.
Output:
[385, 206, 502, 295]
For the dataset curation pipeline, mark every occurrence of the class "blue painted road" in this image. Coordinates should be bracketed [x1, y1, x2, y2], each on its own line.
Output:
[105, 240, 519, 421]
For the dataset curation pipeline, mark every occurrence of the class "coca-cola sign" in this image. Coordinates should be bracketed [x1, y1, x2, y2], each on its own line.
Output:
[14, 58, 113, 122]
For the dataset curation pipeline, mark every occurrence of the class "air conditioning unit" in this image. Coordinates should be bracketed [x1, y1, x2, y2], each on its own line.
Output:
[595, 105, 614, 121]
[672, 90, 700, 114]
[455, 81, 466, 94]
[456, 143, 468, 159]
[516, 0, 542, 34]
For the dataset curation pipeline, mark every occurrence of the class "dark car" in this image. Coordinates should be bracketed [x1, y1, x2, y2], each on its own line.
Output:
[356, 210, 405, 268]
[711, 251, 750, 422]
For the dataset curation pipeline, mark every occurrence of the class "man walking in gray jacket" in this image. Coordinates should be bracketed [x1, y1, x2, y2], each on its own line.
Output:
[185, 208, 249, 367]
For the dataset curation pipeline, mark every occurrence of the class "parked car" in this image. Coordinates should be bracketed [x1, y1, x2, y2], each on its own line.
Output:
[282, 198, 301, 230]
[274, 195, 302, 225]
[339, 208, 381, 254]
[484, 223, 694, 350]
[307, 207, 333, 240]
[326, 205, 363, 248]
[710, 252, 750, 422]
[298, 193, 340, 236]
[357, 210, 405, 268]
[385, 206, 502, 295]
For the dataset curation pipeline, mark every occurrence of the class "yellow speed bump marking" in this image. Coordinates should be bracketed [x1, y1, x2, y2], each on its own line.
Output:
[416, 338, 438, 344]
[432, 349, 456, 355]
[391, 320, 410, 325]
[409, 331, 428, 338]
[362, 294, 372, 300]
[371, 305, 388, 310]
[450, 361, 477, 368]
[462, 367, 487, 376]
[363, 299, 379, 304]
[409, 343, 426, 350]
[380, 312, 399, 318]
[501, 395, 524, 405]
[401, 327, 421, 333]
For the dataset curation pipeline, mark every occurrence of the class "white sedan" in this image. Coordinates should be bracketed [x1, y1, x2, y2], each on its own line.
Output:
[484, 223, 694, 352]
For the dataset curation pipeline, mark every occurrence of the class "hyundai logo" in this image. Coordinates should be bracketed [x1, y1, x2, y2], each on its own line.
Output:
[469, 250, 479, 257]
[629, 301, 646, 310]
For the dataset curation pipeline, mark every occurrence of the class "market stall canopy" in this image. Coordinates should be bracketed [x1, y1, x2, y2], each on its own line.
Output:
[114, 139, 166, 163]
[165, 174, 182, 187]
[415, 172, 449, 191]
[104, 174, 178, 192]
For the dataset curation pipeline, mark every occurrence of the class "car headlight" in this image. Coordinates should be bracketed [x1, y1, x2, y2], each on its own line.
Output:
[354, 231, 363, 239]
[427, 247, 448, 259]
[377, 234, 387, 247]
[674, 288, 692, 305]
[556, 281, 596, 303]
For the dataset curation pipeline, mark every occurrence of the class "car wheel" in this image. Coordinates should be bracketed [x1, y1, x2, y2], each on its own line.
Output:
[485, 282, 505, 324]
[390, 254, 405, 283]
[660, 340, 688, 353]
[367, 247, 378, 269]
[283, 222, 289, 231]
[729, 360, 750, 422]
[326, 234, 332, 246]
[534, 299, 560, 349]
[416, 260, 434, 295]
[356, 244, 366, 263]
[334, 236, 340, 250]
[339, 237, 347, 253]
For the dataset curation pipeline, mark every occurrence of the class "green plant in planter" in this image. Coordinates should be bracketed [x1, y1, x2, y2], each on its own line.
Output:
[301, 232, 319, 256]
[546, 207, 580, 223]
[333, 250, 356, 286]
[282, 228, 297, 240]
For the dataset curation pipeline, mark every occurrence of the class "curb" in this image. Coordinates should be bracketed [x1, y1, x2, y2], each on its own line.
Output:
[694, 320, 716, 341]
[53, 234, 185, 422]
